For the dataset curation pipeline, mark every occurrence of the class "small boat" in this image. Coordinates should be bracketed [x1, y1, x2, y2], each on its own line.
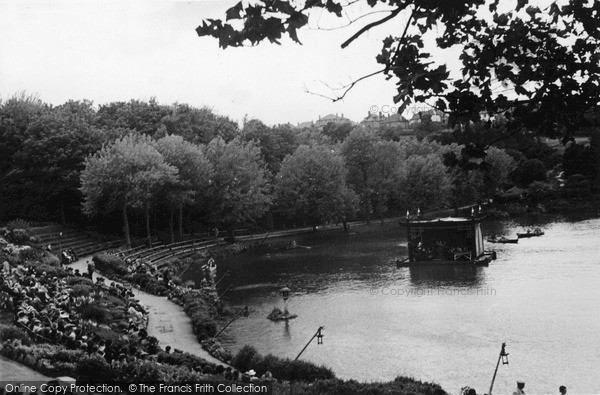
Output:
[487, 236, 519, 244]
[517, 228, 544, 238]
[267, 307, 297, 321]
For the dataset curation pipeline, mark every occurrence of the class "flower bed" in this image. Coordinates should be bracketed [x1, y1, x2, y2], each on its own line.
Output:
[231, 345, 334, 382]
[93, 253, 128, 276]
[200, 338, 232, 363]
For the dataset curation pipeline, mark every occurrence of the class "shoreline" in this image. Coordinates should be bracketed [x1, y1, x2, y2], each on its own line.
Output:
[4, 203, 599, 392]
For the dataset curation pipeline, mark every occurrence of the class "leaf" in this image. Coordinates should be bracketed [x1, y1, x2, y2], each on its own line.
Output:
[225, 2, 244, 21]
[325, 0, 343, 17]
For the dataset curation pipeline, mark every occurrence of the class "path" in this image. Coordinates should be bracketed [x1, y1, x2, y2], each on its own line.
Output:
[1, 355, 51, 381]
[70, 257, 228, 367]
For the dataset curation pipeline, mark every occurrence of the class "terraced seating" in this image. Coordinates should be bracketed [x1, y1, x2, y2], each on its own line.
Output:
[124, 236, 221, 269]
[29, 224, 124, 257]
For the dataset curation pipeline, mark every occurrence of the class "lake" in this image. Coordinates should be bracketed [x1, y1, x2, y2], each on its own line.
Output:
[185, 212, 600, 395]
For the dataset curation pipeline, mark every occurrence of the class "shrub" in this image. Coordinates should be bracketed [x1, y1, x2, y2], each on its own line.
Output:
[181, 293, 216, 340]
[0, 325, 31, 346]
[72, 284, 93, 297]
[18, 246, 38, 260]
[278, 376, 447, 394]
[114, 360, 162, 382]
[563, 174, 591, 199]
[127, 273, 170, 296]
[157, 351, 215, 372]
[40, 253, 61, 267]
[231, 345, 261, 373]
[231, 345, 335, 382]
[65, 276, 94, 286]
[78, 304, 108, 323]
[513, 159, 546, 187]
[6, 228, 30, 244]
[200, 338, 232, 363]
[526, 181, 556, 203]
[7, 219, 30, 232]
[76, 354, 113, 383]
[93, 253, 128, 276]
[33, 264, 66, 277]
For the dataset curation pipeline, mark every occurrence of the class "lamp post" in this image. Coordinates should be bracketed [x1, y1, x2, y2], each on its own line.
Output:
[207, 286, 231, 311]
[213, 306, 249, 339]
[214, 270, 231, 287]
[280, 286, 290, 315]
[295, 326, 324, 360]
[488, 342, 509, 395]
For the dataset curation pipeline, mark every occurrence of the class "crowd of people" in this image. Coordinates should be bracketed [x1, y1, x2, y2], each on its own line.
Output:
[0, 244, 277, 385]
[0, 258, 150, 364]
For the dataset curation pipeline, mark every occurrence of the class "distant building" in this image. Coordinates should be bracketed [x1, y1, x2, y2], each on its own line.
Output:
[296, 120, 315, 129]
[315, 113, 352, 128]
[409, 109, 448, 125]
[380, 113, 411, 129]
[360, 111, 385, 129]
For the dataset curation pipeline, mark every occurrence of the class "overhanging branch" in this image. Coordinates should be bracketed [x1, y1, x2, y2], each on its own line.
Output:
[304, 68, 385, 102]
[341, 5, 405, 48]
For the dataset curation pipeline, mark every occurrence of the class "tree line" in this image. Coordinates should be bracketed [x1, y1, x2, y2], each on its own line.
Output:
[1, 93, 595, 246]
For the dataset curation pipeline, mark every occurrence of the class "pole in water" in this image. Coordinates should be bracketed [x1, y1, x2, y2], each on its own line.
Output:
[214, 306, 249, 339]
[295, 326, 324, 360]
[488, 342, 508, 395]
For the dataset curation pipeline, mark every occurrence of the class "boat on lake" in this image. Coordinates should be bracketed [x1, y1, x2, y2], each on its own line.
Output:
[267, 307, 297, 321]
[517, 228, 544, 238]
[396, 215, 497, 267]
[487, 235, 519, 244]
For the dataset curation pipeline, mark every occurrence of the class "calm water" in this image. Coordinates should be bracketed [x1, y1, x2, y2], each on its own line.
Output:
[185, 213, 600, 394]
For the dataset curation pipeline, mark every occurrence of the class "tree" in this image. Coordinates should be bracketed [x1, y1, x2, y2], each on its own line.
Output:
[0, 93, 49, 219]
[484, 146, 516, 194]
[276, 145, 357, 231]
[369, 140, 406, 219]
[80, 133, 178, 247]
[342, 128, 378, 222]
[562, 142, 597, 181]
[197, 1, 600, 141]
[160, 104, 239, 145]
[414, 118, 442, 141]
[447, 167, 485, 213]
[11, 106, 109, 224]
[203, 137, 272, 241]
[512, 158, 546, 187]
[156, 135, 213, 241]
[241, 119, 298, 174]
[400, 154, 450, 211]
[1, 98, 117, 223]
[322, 122, 354, 143]
[97, 99, 170, 136]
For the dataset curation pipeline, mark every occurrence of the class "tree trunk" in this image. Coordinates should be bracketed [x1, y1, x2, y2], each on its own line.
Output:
[169, 210, 174, 244]
[365, 193, 371, 224]
[122, 205, 131, 248]
[60, 200, 66, 226]
[145, 205, 151, 248]
[227, 225, 236, 243]
[312, 224, 317, 233]
[178, 203, 184, 240]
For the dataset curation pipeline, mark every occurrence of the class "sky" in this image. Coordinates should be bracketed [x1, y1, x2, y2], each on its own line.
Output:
[0, 0, 463, 126]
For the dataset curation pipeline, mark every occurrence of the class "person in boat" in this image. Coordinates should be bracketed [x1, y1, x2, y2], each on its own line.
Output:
[513, 380, 526, 395]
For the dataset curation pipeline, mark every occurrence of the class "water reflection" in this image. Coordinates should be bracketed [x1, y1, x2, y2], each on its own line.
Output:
[408, 265, 485, 287]
[182, 214, 600, 394]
